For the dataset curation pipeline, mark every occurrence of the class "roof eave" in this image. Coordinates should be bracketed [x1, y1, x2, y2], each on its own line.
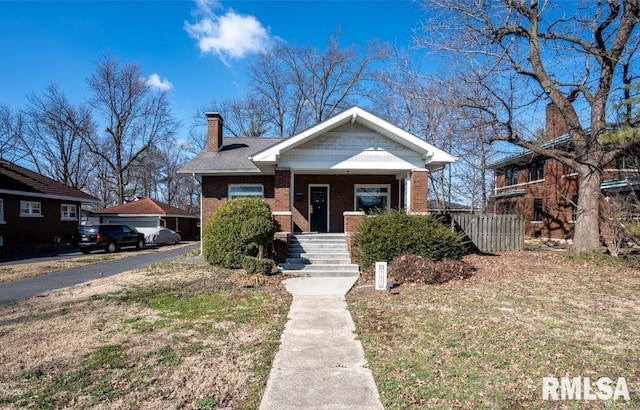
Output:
[0, 189, 100, 204]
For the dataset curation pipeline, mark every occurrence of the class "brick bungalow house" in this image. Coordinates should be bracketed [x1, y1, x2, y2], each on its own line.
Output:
[0, 159, 99, 255]
[92, 197, 200, 240]
[489, 104, 640, 239]
[179, 106, 456, 241]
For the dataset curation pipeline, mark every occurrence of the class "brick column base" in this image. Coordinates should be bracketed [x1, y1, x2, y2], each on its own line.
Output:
[344, 211, 365, 263]
[272, 211, 292, 233]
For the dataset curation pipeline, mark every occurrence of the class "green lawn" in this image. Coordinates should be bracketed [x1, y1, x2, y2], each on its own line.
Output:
[348, 251, 640, 409]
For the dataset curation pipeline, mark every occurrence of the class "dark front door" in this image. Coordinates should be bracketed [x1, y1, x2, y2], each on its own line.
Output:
[309, 186, 328, 232]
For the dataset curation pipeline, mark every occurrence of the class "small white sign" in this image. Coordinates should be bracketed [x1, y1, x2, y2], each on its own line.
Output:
[375, 261, 387, 291]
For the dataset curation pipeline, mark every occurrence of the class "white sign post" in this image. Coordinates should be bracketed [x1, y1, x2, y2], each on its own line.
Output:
[375, 261, 388, 291]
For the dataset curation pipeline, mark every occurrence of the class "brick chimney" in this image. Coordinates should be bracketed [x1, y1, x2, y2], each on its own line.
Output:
[545, 103, 569, 141]
[206, 112, 224, 152]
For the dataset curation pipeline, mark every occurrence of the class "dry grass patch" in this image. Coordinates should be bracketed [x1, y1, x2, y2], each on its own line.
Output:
[0, 254, 291, 409]
[0, 243, 195, 283]
[348, 251, 640, 409]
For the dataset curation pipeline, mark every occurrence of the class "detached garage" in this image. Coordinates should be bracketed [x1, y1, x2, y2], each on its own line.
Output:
[92, 197, 199, 240]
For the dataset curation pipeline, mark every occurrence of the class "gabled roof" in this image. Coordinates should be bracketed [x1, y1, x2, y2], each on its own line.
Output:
[178, 138, 283, 175]
[250, 106, 456, 169]
[0, 160, 99, 203]
[93, 197, 197, 218]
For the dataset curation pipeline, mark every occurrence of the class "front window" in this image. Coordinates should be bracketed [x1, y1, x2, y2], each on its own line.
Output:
[529, 159, 545, 182]
[505, 167, 519, 186]
[0, 198, 4, 222]
[61, 204, 78, 220]
[355, 185, 390, 214]
[571, 195, 579, 222]
[20, 200, 42, 217]
[228, 184, 264, 200]
[533, 198, 543, 222]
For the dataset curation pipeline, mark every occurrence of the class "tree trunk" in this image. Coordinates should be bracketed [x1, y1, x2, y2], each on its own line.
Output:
[571, 169, 603, 253]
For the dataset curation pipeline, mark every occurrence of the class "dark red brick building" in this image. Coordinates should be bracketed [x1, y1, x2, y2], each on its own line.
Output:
[0, 160, 98, 255]
[489, 104, 640, 239]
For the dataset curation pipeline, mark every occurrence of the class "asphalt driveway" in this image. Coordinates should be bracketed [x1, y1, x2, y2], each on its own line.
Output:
[0, 243, 200, 305]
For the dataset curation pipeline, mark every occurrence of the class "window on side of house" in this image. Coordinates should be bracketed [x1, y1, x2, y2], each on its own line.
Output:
[61, 204, 78, 220]
[228, 184, 264, 200]
[355, 185, 390, 214]
[571, 195, 579, 222]
[616, 153, 638, 170]
[0, 198, 4, 223]
[505, 166, 519, 186]
[529, 159, 545, 182]
[20, 200, 42, 217]
[533, 198, 543, 222]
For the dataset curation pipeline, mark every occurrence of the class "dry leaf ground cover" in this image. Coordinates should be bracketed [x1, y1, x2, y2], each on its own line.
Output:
[0, 255, 291, 409]
[348, 251, 640, 409]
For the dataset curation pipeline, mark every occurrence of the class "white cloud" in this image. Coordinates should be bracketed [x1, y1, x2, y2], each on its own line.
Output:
[146, 74, 172, 91]
[184, 1, 273, 63]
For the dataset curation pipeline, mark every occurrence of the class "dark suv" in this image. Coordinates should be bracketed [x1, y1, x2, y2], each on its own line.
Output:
[76, 224, 146, 254]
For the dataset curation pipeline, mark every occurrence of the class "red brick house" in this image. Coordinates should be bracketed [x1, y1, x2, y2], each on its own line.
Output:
[0, 160, 99, 255]
[179, 106, 456, 238]
[489, 104, 640, 239]
[92, 197, 200, 240]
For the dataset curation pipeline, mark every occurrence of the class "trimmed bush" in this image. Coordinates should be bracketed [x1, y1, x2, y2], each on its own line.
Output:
[242, 256, 274, 275]
[353, 210, 466, 269]
[203, 198, 277, 268]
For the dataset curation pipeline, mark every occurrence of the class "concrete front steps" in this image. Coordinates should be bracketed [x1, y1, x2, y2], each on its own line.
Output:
[279, 233, 360, 277]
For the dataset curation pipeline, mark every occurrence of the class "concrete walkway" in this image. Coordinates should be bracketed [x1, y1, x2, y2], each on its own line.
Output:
[260, 277, 383, 410]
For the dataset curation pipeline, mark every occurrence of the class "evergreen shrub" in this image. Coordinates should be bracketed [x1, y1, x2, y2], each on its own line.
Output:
[203, 198, 276, 269]
[353, 210, 465, 269]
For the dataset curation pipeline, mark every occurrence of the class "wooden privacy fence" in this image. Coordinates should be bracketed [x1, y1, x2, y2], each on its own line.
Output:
[450, 214, 525, 252]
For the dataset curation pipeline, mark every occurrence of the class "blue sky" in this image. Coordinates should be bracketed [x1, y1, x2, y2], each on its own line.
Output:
[1, 0, 425, 141]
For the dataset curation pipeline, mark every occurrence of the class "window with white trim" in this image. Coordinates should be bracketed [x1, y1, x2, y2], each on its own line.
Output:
[228, 184, 264, 200]
[355, 185, 390, 214]
[61, 204, 78, 220]
[0, 198, 4, 223]
[20, 200, 42, 217]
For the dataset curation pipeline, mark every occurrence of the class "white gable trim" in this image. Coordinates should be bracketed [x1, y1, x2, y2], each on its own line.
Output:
[249, 106, 456, 167]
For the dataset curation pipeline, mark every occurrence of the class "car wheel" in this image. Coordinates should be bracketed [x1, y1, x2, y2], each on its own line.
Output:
[80, 248, 90, 254]
[106, 242, 117, 253]
[136, 239, 145, 250]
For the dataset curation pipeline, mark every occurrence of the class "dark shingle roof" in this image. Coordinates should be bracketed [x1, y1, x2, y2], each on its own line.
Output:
[178, 137, 283, 175]
[0, 160, 98, 202]
[93, 197, 197, 218]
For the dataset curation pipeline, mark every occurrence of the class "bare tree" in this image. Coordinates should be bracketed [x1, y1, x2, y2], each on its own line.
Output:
[417, 0, 640, 253]
[86, 54, 180, 204]
[249, 47, 302, 137]
[198, 95, 271, 138]
[371, 52, 500, 211]
[21, 84, 94, 189]
[0, 104, 26, 162]
[282, 35, 389, 125]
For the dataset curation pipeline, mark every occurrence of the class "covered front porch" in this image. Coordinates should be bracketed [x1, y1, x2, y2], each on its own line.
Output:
[270, 169, 431, 234]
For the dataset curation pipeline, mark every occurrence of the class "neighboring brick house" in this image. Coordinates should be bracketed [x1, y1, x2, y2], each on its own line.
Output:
[92, 197, 200, 240]
[0, 160, 99, 255]
[489, 104, 640, 239]
[178, 106, 456, 238]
